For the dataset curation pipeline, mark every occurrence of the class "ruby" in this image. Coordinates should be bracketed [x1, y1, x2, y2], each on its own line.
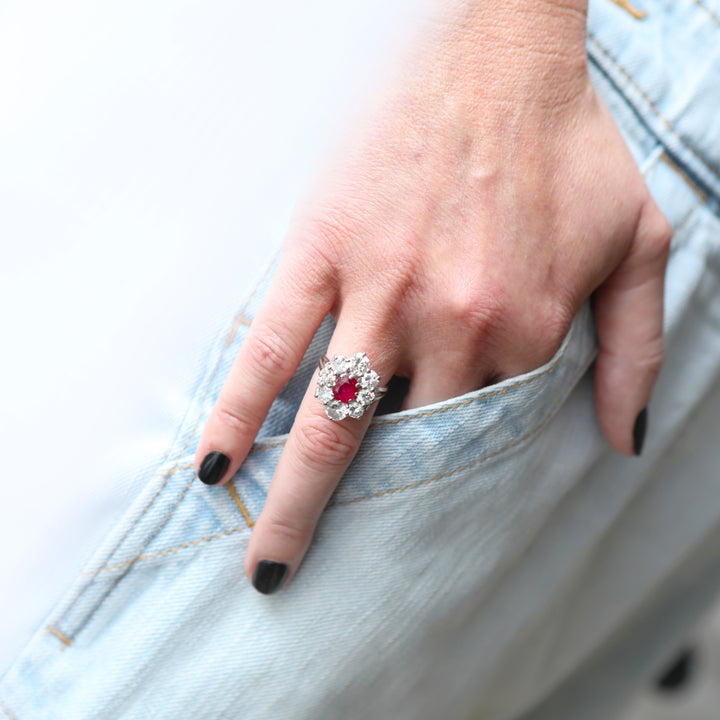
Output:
[332, 375, 359, 404]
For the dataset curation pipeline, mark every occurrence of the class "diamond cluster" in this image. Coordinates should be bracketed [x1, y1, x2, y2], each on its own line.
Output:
[315, 352, 381, 420]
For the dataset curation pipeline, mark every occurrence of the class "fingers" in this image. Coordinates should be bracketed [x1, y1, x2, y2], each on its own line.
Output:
[194, 251, 335, 486]
[244, 326, 397, 594]
[401, 356, 482, 410]
[593, 198, 672, 456]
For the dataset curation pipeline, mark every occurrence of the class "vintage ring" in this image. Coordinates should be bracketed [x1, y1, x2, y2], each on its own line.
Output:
[314, 352, 387, 421]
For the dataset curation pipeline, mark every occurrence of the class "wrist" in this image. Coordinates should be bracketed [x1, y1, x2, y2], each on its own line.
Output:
[425, 0, 590, 107]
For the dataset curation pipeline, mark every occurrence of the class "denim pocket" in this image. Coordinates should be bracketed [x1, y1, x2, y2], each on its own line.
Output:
[227, 301, 598, 526]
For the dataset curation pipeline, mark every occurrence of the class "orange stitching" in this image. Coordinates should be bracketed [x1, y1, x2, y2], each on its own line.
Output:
[691, 0, 720, 26]
[57, 250, 279, 639]
[224, 314, 246, 349]
[46, 625, 72, 648]
[227, 483, 255, 528]
[608, 0, 648, 20]
[154, 461, 195, 480]
[81, 526, 249, 574]
[659, 152, 710, 204]
[238, 315, 253, 327]
[588, 34, 720, 185]
[248, 439, 287, 454]
[0, 700, 17, 720]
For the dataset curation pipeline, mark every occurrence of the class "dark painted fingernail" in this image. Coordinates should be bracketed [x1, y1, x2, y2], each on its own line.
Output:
[654, 646, 697, 692]
[252, 560, 288, 595]
[198, 451, 230, 485]
[633, 407, 648, 456]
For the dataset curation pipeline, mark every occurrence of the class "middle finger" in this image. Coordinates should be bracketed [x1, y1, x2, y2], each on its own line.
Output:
[244, 319, 397, 594]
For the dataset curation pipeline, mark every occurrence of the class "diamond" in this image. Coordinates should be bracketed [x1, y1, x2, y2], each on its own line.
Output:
[361, 371, 379, 390]
[325, 402, 348, 421]
[331, 355, 348, 374]
[351, 352, 370, 374]
[318, 366, 335, 386]
[316, 385, 334, 403]
[347, 401, 365, 419]
[357, 389, 374, 405]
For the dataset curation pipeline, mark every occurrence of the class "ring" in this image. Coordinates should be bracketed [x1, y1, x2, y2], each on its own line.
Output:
[314, 352, 387, 421]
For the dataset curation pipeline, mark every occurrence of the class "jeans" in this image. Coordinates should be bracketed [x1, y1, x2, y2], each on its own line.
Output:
[2, 0, 720, 717]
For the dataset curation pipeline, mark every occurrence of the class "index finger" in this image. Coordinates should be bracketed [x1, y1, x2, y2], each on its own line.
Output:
[193, 249, 335, 486]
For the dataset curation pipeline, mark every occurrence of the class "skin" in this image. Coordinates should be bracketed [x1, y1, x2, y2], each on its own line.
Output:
[194, 0, 671, 591]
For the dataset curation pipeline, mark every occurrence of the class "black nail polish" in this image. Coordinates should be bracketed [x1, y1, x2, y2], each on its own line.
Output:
[252, 560, 288, 595]
[633, 407, 648, 456]
[654, 646, 697, 692]
[198, 451, 230, 485]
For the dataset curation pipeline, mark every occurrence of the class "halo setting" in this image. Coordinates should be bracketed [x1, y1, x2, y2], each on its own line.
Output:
[315, 353, 385, 421]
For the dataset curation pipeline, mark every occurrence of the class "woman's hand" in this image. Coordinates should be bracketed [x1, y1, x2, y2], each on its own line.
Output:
[194, 0, 671, 593]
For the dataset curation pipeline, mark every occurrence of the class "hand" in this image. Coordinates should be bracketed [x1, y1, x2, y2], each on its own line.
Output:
[194, 0, 671, 593]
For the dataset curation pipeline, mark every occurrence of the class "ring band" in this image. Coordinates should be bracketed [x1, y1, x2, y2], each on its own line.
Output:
[314, 352, 387, 421]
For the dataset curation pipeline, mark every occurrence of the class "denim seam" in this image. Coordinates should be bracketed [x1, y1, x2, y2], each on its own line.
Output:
[691, 0, 720, 26]
[81, 526, 251, 575]
[46, 627, 72, 649]
[587, 33, 720, 192]
[607, 0, 648, 20]
[227, 483, 255, 527]
[668, 205, 703, 259]
[659, 152, 709, 204]
[0, 700, 16, 720]
[244, 375, 548, 456]
[50, 253, 279, 644]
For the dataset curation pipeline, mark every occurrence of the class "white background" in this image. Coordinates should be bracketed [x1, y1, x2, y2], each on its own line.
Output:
[0, 0, 434, 672]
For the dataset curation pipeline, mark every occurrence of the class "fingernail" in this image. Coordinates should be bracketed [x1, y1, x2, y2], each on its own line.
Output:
[198, 451, 230, 485]
[252, 560, 288, 595]
[633, 407, 648, 456]
[655, 646, 697, 692]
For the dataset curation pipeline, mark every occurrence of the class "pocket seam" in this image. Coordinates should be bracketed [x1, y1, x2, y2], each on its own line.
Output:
[587, 32, 720, 193]
[0, 699, 17, 720]
[692, 0, 720, 27]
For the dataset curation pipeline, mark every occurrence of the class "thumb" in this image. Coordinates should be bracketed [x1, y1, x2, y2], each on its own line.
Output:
[593, 198, 672, 456]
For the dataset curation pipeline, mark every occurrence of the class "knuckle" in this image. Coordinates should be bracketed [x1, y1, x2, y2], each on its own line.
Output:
[443, 284, 506, 339]
[293, 416, 358, 469]
[607, 337, 665, 380]
[214, 402, 258, 438]
[533, 300, 573, 358]
[649, 214, 673, 256]
[263, 507, 313, 547]
[298, 206, 358, 263]
[640, 202, 673, 261]
[306, 207, 355, 243]
[638, 338, 665, 378]
[246, 321, 296, 379]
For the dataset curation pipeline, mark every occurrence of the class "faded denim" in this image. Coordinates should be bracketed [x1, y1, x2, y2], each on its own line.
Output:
[2, 0, 720, 717]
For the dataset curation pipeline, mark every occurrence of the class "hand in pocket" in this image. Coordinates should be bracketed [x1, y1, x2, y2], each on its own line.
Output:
[194, 0, 670, 593]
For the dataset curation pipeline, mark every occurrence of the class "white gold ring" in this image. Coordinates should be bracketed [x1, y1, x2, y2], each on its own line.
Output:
[314, 352, 387, 421]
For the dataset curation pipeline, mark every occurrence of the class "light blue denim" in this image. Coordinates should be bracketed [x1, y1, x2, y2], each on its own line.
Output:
[2, 0, 720, 717]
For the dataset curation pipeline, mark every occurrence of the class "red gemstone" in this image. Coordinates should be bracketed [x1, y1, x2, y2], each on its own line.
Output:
[332, 375, 359, 404]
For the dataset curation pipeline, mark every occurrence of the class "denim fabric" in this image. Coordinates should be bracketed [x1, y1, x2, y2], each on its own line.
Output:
[2, 0, 720, 717]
